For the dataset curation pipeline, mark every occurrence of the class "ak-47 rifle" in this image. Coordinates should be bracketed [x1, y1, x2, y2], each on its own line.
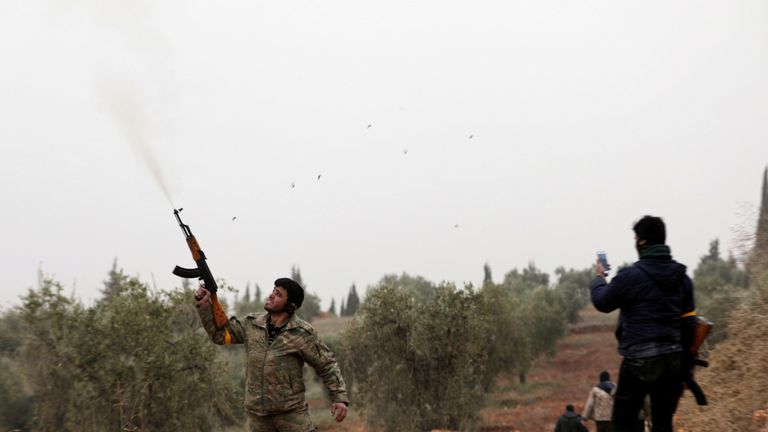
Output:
[172, 208, 228, 329]
[683, 315, 713, 406]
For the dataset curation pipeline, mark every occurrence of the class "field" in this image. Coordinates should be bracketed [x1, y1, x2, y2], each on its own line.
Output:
[306, 308, 623, 432]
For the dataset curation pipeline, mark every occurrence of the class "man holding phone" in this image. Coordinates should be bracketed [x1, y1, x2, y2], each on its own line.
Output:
[590, 216, 697, 432]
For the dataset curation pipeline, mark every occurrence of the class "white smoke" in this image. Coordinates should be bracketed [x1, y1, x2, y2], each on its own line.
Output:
[75, 0, 177, 206]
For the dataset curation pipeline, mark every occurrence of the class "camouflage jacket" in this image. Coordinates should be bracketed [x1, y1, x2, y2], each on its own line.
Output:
[198, 306, 349, 415]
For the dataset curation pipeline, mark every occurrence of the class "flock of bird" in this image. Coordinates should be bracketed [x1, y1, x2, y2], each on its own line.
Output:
[229, 124, 475, 229]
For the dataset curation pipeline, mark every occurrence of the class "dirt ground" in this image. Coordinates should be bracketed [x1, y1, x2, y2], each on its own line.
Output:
[310, 307, 622, 432]
[478, 307, 621, 432]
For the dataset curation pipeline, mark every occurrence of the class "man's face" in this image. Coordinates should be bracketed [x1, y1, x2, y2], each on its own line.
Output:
[264, 286, 289, 313]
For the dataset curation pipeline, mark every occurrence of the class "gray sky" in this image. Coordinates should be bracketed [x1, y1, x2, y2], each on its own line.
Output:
[2, 0, 767, 310]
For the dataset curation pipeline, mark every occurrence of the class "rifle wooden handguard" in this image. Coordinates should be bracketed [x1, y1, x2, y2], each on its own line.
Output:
[211, 295, 229, 329]
[690, 316, 713, 355]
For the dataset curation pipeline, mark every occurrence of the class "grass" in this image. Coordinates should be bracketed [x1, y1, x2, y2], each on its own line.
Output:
[488, 380, 563, 409]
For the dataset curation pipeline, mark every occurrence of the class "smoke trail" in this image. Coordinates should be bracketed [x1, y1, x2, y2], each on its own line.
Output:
[79, 0, 177, 207]
[100, 79, 175, 207]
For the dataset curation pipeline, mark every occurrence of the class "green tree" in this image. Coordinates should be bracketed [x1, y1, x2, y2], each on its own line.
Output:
[749, 166, 768, 294]
[235, 281, 262, 316]
[101, 258, 129, 302]
[344, 284, 361, 316]
[342, 281, 490, 432]
[286, 266, 321, 321]
[553, 267, 593, 323]
[488, 263, 569, 383]
[483, 262, 493, 286]
[753, 167, 768, 260]
[374, 273, 435, 305]
[693, 239, 749, 343]
[15, 271, 240, 431]
[300, 292, 322, 322]
[0, 309, 33, 430]
[290, 265, 304, 287]
[478, 282, 530, 388]
[328, 298, 337, 316]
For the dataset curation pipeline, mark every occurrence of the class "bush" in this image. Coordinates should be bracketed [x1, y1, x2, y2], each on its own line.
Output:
[13, 274, 240, 431]
[342, 281, 490, 432]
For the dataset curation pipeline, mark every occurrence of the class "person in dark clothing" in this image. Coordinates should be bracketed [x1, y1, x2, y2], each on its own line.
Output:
[554, 404, 588, 432]
[590, 216, 697, 432]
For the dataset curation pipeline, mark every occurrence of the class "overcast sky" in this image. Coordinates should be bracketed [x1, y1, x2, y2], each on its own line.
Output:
[2, 0, 767, 311]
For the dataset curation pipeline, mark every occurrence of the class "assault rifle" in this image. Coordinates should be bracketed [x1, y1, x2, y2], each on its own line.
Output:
[172, 208, 228, 329]
[684, 316, 713, 406]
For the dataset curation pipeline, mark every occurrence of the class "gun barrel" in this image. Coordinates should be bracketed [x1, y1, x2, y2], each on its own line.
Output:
[174, 208, 193, 238]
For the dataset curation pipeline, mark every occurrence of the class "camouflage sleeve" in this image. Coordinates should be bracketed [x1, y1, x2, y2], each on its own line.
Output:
[299, 333, 349, 405]
[196, 303, 246, 345]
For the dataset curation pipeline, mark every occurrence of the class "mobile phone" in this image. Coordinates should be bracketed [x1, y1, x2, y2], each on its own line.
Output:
[597, 251, 610, 270]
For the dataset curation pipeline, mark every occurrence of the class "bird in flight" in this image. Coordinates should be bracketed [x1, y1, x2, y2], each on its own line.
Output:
[367, 124, 372, 129]
[291, 182, 295, 189]
[232, 217, 237, 222]
[468, 134, 474, 140]
[403, 149, 409, 155]
[317, 174, 322, 180]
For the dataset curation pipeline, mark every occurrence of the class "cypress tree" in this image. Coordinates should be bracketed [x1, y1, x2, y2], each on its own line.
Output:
[291, 265, 305, 288]
[483, 262, 493, 286]
[243, 282, 251, 304]
[346, 284, 360, 316]
[755, 167, 768, 257]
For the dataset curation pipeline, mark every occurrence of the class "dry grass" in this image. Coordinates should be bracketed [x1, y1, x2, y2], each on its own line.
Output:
[312, 315, 355, 337]
[676, 299, 768, 432]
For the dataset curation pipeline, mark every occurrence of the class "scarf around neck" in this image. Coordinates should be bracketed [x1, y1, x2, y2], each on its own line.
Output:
[639, 244, 672, 260]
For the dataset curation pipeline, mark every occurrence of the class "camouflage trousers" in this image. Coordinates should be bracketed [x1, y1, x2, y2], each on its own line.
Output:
[247, 404, 316, 432]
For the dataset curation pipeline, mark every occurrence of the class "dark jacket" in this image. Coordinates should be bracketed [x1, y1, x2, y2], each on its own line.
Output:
[554, 412, 588, 432]
[591, 257, 695, 359]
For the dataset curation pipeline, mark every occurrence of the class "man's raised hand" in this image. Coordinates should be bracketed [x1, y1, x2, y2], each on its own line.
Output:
[195, 285, 211, 307]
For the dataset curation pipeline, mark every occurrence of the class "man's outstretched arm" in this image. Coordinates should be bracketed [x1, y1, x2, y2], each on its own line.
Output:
[300, 333, 349, 422]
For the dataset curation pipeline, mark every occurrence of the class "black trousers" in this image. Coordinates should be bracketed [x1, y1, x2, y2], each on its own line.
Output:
[595, 421, 613, 432]
[612, 353, 682, 432]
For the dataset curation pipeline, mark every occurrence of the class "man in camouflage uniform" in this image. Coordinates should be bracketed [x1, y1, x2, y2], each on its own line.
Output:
[196, 277, 349, 432]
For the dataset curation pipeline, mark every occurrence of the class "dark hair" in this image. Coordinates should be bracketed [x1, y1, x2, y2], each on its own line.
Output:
[633, 215, 666, 245]
[566, 404, 575, 413]
[600, 371, 611, 382]
[274, 278, 304, 310]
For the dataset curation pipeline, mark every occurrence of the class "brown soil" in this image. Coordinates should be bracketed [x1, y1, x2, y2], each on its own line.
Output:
[478, 307, 621, 432]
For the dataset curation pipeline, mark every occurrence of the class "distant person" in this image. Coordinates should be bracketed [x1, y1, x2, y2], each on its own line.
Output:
[590, 216, 697, 432]
[582, 371, 615, 432]
[196, 278, 349, 432]
[554, 404, 588, 432]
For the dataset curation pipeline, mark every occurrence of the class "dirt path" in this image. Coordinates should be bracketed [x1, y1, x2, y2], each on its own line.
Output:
[479, 307, 621, 432]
